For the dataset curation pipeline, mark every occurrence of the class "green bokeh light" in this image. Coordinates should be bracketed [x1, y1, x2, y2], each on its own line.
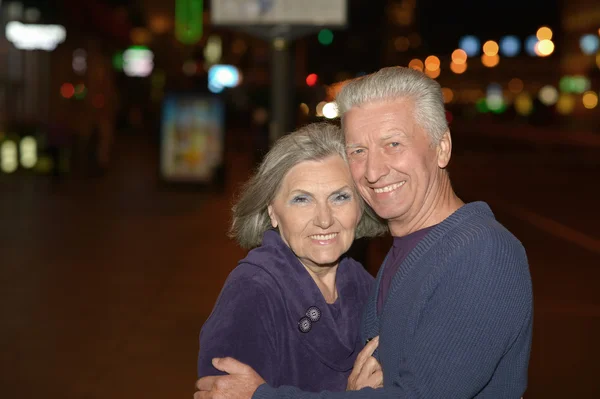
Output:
[318, 29, 334, 46]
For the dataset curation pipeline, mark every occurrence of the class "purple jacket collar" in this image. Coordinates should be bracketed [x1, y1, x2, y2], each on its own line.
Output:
[241, 229, 366, 371]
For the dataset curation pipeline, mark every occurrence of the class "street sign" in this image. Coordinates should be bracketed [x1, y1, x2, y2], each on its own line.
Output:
[211, 0, 346, 27]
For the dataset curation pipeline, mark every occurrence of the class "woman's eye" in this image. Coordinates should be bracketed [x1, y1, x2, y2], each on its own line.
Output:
[333, 192, 351, 202]
[291, 196, 309, 204]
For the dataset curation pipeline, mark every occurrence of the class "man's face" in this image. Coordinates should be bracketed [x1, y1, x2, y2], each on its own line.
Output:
[343, 98, 450, 231]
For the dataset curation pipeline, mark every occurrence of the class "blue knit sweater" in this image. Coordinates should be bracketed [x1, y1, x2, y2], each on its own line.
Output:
[254, 202, 533, 399]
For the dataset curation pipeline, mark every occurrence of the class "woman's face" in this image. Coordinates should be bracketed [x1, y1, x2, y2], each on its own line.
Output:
[268, 155, 361, 270]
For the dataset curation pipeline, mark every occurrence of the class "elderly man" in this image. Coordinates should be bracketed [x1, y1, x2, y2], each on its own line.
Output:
[195, 67, 533, 398]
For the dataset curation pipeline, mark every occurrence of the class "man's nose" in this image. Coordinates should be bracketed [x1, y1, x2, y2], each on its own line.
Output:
[364, 152, 388, 184]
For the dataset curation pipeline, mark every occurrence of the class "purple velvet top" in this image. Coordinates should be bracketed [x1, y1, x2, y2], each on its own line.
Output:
[377, 225, 436, 314]
[197, 229, 374, 392]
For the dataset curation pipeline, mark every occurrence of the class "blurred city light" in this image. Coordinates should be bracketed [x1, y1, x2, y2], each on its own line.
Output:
[514, 93, 533, 116]
[1, 140, 18, 173]
[74, 83, 87, 100]
[556, 94, 575, 114]
[459, 35, 480, 57]
[450, 61, 467, 74]
[408, 58, 424, 72]
[60, 83, 75, 99]
[482, 40, 499, 56]
[424, 55, 440, 71]
[72, 48, 87, 75]
[306, 73, 318, 87]
[579, 34, 599, 55]
[481, 54, 499, 67]
[318, 29, 334, 46]
[560, 75, 590, 93]
[149, 14, 172, 34]
[499, 36, 521, 57]
[175, 0, 203, 44]
[394, 36, 410, 51]
[322, 102, 339, 119]
[131, 27, 152, 45]
[19, 136, 37, 169]
[536, 26, 553, 40]
[582, 91, 598, 109]
[299, 103, 309, 116]
[204, 35, 223, 65]
[538, 85, 559, 106]
[24, 7, 41, 23]
[316, 101, 326, 117]
[451, 49, 467, 64]
[441, 88, 454, 104]
[508, 78, 524, 94]
[123, 46, 154, 77]
[208, 65, 241, 93]
[425, 68, 440, 79]
[5, 21, 66, 51]
[486, 83, 505, 113]
[535, 39, 555, 56]
[525, 35, 538, 56]
[5, 2, 24, 20]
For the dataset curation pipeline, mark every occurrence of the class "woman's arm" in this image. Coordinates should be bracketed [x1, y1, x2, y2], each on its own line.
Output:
[197, 269, 279, 384]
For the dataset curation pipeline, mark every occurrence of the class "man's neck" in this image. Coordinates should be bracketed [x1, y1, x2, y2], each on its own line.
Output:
[389, 177, 464, 237]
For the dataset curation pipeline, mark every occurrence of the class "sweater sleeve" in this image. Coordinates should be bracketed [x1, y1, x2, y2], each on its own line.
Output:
[251, 234, 533, 399]
[198, 268, 279, 385]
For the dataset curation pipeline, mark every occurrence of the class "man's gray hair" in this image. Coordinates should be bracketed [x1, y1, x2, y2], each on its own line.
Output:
[230, 122, 387, 249]
[336, 67, 448, 143]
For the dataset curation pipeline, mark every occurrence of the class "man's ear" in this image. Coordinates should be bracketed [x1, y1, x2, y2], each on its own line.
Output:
[267, 205, 278, 228]
[437, 130, 452, 169]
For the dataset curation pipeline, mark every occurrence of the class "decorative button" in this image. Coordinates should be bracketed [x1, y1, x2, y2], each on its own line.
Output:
[305, 306, 321, 322]
[298, 316, 312, 333]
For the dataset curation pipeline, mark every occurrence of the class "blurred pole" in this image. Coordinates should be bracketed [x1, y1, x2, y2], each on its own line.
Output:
[269, 37, 293, 145]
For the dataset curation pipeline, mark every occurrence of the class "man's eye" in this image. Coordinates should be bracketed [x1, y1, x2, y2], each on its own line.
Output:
[388, 142, 400, 148]
[351, 149, 364, 156]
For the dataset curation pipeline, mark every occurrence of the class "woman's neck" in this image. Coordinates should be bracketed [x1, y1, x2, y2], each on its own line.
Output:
[302, 263, 339, 304]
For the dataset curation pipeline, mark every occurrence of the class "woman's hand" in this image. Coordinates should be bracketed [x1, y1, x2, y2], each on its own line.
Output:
[346, 336, 383, 390]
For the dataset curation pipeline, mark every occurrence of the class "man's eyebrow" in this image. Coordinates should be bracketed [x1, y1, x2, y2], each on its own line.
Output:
[381, 130, 408, 140]
[345, 143, 361, 149]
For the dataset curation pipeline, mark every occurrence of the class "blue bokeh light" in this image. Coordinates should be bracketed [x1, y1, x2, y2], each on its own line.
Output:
[580, 34, 599, 55]
[525, 35, 538, 56]
[459, 35, 480, 57]
[499, 35, 521, 57]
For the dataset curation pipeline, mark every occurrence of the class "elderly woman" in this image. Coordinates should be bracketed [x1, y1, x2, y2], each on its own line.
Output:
[197, 123, 387, 392]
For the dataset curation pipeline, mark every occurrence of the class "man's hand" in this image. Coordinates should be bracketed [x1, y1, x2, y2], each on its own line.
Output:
[194, 358, 266, 399]
[347, 336, 383, 390]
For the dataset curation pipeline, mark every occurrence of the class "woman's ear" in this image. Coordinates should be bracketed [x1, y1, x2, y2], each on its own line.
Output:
[267, 205, 278, 228]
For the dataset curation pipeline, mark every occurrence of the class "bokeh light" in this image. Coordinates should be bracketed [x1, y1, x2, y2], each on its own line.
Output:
[306, 73, 318, 87]
[425, 68, 440, 79]
[580, 34, 599, 55]
[459, 35, 480, 57]
[535, 39, 555, 57]
[538, 85, 559, 106]
[441, 88, 454, 104]
[450, 61, 467, 74]
[499, 35, 521, 57]
[424, 55, 440, 71]
[322, 102, 339, 119]
[514, 93, 533, 116]
[299, 103, 309, 116]
[525, 35, 538, 56]
[508, 78, 524, 94]
[19, 136, 37, 169]
[451, 49, 467, 64]
[316, 101, 327, 117]
[556, 94, 575, 114]
[0, 140, 18, 173]
[536, 26, 553, 40]
[394, 36, 410, 51]
[481, 54, 500, 67]
[318, 29, 334, 46]
[582, 91, 598, 109]
[408, 58, 424, 72]
[483, 40, 499, 56]
[60, 83, 74, 99]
